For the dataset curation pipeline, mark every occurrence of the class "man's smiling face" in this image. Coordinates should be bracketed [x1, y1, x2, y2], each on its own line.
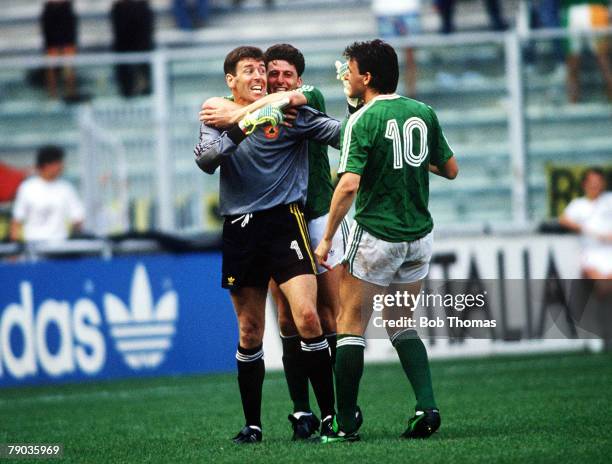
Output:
[227, 58, 267, 105]
[266, 59, 302, 93]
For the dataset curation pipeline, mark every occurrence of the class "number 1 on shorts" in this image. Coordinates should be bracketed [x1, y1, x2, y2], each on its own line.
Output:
[290, 240, 304, 260]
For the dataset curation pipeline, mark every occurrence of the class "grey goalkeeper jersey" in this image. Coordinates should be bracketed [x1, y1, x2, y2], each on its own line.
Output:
[194, 106, 340, 216]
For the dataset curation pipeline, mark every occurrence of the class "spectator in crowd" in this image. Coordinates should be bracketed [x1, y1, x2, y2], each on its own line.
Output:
[436, 0, 508, 33]
[560, 167, 612, 350]
[0, 163, 29, 203]
[372, 0, 421, 98]
[40, 0, 79, 101]
[10, 146, 85, 243]
[559, 167, 612, 279]
[172, 0, 209, 30]
[111, 0, 155, 97]
[525, 0, 565, 77]
[561, 0, 612, 102]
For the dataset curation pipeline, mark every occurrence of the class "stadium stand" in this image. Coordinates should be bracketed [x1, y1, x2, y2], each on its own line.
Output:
[0, 0, 611, 233]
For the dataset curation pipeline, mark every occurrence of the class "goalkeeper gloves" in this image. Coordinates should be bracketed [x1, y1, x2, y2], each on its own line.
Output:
[335, 60, 363, 113]
[239, 104, 285, 135]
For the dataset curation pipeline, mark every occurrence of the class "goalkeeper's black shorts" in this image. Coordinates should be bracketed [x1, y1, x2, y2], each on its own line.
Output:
[221, 202, 316, 290]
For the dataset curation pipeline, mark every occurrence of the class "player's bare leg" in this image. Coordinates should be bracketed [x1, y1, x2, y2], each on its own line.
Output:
[271, 279, 296, 336]
[279, 274, 321, 337]
[316, 265, 341, 361]
[229, 287, 268, 436]
[317, 266, 341, 332]
[336, 269, 381, 335]
[272, 266, 340, 337]
[231, 287, 267, 348]
[279, 274, 335, 423]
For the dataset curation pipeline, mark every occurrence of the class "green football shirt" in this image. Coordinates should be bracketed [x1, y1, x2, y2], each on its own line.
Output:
[300, 85, 334, 220]
[338, 94, 454, 242]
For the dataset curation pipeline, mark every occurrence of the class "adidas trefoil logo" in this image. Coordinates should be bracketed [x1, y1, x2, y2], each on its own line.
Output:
[103, 264, 178, 370]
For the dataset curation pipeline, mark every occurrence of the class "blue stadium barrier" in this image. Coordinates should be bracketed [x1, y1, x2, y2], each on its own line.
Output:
[0, 252, 237, 387]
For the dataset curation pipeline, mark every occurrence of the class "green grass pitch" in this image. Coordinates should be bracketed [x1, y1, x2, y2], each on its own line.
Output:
[2, 351, 611, 463]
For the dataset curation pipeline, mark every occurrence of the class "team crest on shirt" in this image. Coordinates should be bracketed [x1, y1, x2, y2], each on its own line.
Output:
[263, 125, 280, 139]
[227, 276, 236, 286]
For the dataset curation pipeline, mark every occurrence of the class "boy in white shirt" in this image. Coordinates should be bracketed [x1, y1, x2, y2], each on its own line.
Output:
[10, 146, 85, 242]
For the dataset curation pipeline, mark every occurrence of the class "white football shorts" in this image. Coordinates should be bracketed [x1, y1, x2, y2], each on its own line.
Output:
[308, 214, 350, 274]
[343, 222, 433, 286]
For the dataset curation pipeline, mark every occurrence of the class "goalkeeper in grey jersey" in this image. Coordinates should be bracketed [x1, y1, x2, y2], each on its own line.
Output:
[194, 45, 340, 445]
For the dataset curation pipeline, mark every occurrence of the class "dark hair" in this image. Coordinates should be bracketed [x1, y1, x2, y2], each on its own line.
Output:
[343, 39, 399, 94]
[264, 44, 305, 76]
[223, 46, 264, 75]
[36, 145, 64, 168]
[582, 167, 605, 184]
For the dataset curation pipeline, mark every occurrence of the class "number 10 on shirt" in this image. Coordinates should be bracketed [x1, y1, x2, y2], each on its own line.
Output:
[385, 117, 429, 169]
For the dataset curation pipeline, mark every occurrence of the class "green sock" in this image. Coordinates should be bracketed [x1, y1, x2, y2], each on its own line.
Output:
[335, 334, 365, 433]
[391, 330, 437, 410]
[281, 335, 310, 413]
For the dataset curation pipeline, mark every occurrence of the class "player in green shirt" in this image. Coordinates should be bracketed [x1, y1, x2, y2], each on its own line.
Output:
[315, 39, 458, 442]
[199, 44, 349, 440]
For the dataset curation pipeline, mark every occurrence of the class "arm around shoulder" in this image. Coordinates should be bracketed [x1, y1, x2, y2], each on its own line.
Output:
[200, 97, 244, 128]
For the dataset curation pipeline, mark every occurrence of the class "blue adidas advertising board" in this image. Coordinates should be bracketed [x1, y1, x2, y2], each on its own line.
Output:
[0, 253, 237, 387]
